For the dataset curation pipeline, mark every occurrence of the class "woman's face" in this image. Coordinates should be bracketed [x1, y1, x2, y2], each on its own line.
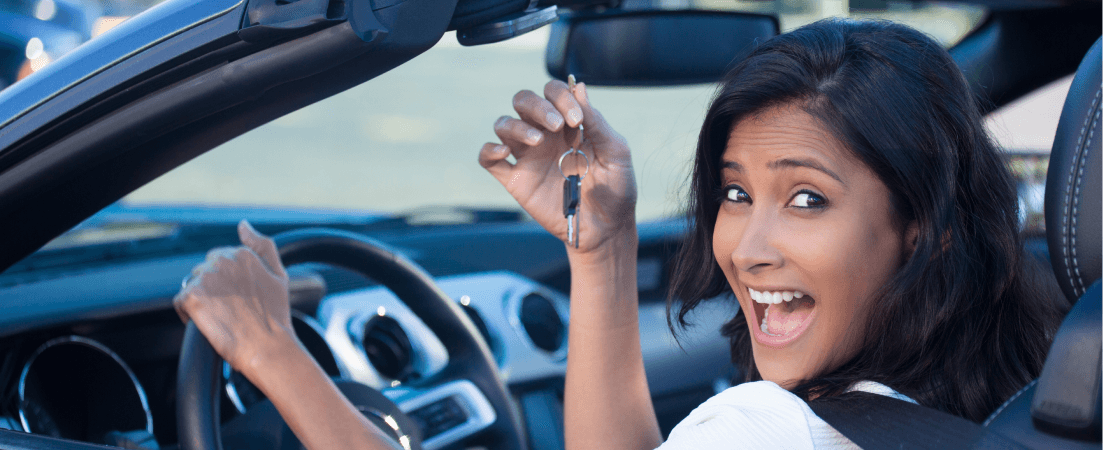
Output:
[712, 104, 913, 389]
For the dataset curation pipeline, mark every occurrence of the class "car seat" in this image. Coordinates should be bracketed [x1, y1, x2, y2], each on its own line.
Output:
[982, 36, 1101, 448]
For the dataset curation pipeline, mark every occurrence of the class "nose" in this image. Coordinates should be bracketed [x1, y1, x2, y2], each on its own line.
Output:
[730, 208, 784, 273]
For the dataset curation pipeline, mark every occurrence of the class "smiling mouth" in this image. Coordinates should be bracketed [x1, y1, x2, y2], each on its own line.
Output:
[748, 287, 816, 345]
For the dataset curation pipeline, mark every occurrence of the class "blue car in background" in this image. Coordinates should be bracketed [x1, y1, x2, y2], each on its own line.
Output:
[0, 0, 102, 88]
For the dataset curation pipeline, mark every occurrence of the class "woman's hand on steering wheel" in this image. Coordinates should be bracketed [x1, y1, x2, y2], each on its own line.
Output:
[174, 220, 296, 378]
[479, 80, 638, 254]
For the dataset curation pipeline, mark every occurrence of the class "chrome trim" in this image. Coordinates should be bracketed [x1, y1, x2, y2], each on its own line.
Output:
[222, 361, 247, 414]
[357, 406, 413, 450]
[0, 0, 245, 130]
[397, 380, 496, 450]
[18, 335, 154, 436]
[506, 289, 569, 361]
[224, 311, 349, 414]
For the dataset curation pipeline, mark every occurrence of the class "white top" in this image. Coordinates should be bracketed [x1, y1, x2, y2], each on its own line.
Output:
[657, 380, 916, 450]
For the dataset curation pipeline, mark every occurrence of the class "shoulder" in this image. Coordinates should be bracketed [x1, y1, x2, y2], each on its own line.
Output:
[693, 380, 809, 413]
[658, 381, 817, 450]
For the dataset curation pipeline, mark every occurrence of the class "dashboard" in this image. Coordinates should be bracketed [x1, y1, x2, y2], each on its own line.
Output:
[0, 225, 737, 450]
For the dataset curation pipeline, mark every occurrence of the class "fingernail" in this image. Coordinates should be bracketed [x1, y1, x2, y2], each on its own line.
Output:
[495, 144, 509, 153]
[568, 109, 583, 125]
[546, 112, 563, 130]
[526, 129, 543, 145]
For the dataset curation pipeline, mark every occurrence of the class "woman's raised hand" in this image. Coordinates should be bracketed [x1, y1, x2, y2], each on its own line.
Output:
[173, 220, 295, 377]
[480, 80, 637, 253]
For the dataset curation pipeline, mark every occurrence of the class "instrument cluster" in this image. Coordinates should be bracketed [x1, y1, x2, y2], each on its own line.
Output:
[17, 336, 157, 448]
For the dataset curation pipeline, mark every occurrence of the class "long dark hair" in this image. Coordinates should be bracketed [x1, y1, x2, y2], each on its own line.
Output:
[667, 18, 1066, 422]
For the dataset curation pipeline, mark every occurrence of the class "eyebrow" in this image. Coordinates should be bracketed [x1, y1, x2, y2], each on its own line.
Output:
[721, 158, 844, 185]
[722, 161, 744, 172]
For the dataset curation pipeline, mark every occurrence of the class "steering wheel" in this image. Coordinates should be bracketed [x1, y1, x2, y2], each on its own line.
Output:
[176, 228, 527, 450]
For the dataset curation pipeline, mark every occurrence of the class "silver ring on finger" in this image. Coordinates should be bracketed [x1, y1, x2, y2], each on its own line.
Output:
[181, 273, 196, 290]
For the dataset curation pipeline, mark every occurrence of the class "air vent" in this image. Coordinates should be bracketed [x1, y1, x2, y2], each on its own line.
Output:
[362, 316, 414, 380]
[519, 293, 565, 353]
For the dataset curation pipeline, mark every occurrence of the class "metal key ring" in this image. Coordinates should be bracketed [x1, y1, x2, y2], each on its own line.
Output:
[557, 148, 591, 180]
[558, 123, 589, 180]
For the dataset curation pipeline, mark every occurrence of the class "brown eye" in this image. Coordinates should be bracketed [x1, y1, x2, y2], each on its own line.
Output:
[725, 186, 751, 203]
[789, 190, 827, 208]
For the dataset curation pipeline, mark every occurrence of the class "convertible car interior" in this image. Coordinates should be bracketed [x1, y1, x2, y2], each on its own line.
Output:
[0, 0, 1097, 449]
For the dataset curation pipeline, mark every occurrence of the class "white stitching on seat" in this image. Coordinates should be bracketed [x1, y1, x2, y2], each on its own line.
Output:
[1071, 107, 1098, 297]
[1062, 88, 1100, 297]
[983, 379, 1039, 427]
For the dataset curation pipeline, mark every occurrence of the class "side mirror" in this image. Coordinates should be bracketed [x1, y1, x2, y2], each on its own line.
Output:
[545, 10, 778, 86]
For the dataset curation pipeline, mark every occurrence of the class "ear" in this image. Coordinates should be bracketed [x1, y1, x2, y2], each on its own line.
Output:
[904, 221, 919, 255]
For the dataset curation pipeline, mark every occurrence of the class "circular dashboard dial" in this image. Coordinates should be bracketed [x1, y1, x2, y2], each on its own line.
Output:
[18, 336, 153, 444]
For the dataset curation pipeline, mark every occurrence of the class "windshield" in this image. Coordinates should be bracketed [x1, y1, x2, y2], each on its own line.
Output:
[122, 1, 987, 224]
[124, 28, 712, 221]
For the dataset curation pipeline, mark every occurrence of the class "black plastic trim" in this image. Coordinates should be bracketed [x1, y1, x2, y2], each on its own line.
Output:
[1031, 281, 1102, 441]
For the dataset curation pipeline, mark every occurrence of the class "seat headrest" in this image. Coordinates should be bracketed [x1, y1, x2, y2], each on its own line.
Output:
[1045, 36, 1102, 303]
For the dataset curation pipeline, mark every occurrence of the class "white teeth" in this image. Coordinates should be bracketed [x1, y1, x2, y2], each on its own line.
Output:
[747, 287, 806, 305]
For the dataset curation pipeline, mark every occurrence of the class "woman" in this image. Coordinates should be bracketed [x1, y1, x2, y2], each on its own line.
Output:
[175, 18, 1063, 449]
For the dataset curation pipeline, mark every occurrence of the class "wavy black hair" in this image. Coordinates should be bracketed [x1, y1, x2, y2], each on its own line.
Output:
[667, 18, 1066, 422]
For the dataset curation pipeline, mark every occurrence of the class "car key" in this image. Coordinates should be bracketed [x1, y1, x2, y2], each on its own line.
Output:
[563, 174, 581, 247]
[558, 74, 589, 248]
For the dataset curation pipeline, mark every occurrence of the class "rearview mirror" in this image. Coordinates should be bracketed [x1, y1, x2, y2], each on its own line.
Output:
[546, 10, 779, 86]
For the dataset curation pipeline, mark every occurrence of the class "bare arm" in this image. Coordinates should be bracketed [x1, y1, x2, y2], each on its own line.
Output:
[245, 332, 403, 450]
[479, 80, 662, 450]
[564, 231, 661, 450]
